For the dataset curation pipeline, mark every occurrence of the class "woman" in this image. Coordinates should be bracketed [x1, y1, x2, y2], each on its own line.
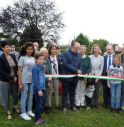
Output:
[40, 48, 52, 113]
[0, 41, 18, 119]
[75, 45, 91, 109]
[18, 42, 35, 120]
[89, 44, 104, 108]
[48, 45, 60, 111]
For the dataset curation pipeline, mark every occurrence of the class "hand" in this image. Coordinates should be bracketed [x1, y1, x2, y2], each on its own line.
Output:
[95, 79, 99, 84]
[14, 77, 17, 83]
[77, 70, 82, 74]
[38, 90, 43, 96]
[18, 80, 22, 90]
[48, 77, 52, 81]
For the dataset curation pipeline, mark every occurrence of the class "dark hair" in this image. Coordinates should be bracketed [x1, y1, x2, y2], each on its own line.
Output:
[1, 41, 10, 48]
[48, 45, 57, 55]
[35, 52, 44, 60]
[20, 42, 35, 56]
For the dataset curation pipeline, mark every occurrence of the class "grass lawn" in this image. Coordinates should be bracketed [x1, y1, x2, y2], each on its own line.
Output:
[0, 89, 124, 127]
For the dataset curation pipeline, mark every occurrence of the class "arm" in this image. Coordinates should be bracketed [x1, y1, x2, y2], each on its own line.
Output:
[98, 56, 104, 76]
[87, 57, 91, 74]
[0, 59, 14, 81]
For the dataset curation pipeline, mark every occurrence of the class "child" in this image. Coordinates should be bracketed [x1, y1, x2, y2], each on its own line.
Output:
[108, 55, 124, 113]
[85, 79, 95, 110]
[32, 53, 46, 125]
[18, 42, 35, 120]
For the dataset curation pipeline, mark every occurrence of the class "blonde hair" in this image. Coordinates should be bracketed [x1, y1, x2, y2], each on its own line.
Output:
[40, 47, 48, 54]
[91, 44, 102, 54]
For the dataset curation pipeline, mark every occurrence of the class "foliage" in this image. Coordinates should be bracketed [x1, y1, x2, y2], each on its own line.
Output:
[74, 33, 90, 46]
[0, 0, 64, 45]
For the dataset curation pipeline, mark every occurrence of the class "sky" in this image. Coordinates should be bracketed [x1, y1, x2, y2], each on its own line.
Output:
[0, 0, 124, 46]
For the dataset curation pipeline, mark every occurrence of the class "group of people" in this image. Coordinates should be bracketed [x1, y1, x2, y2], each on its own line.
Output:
[0, 41, 124, 125]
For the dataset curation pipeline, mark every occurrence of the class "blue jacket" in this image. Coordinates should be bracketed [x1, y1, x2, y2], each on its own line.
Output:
[62, 49, 82, 74]
[32, 64, 46, 93]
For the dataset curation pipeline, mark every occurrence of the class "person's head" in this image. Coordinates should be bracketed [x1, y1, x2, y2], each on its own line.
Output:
[20, 42, 35, 56]
[106, 44, 114, 55]
[11, 45, 16, 52]
[80, 45, 87, 55]
[35, 53, 45, 65]
[40, 47, 49, 59]
[113, 55, 121, 65]
[33, 42, 39, 52]
[91, 44, 102, 55]
[1, 41, 11, 54]
[48, 45, 57, 56]
[56, 46, 61, 55]
[71, 42, 80, 53]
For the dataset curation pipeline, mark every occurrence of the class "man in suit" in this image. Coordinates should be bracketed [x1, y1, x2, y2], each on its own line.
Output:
[102, 44, 114, 108]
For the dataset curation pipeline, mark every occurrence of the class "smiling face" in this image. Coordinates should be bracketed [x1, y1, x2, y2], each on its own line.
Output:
[93, 45, 101, 54]
[71, 42, 81, 53]
[26, 46, 34, 56]
[50, 46, 57, 56]
[106, 45, 114, 55]
[2, 45, 11, 54]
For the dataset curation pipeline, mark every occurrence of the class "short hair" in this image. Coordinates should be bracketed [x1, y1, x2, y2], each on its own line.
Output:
[106, 44, 113, 50]
[34, 52, 44, 60]
[1, 41, 10, 48]
[91, 44, 102, 54]
[40, 47, 48, 54]
[71, 42, 80, 47]
[80, 45, 86, 48]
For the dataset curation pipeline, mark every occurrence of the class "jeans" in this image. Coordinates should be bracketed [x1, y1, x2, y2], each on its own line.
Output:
[0, 81, 11, 112]
[34, 92, 44, 121]
[110, 83, 121, 109]
[121, 82, 124, 107]
[21, 83, 33, 114]
[75, 79, 86, 106]
[46, 78, 60, 107]
[62, 77, 78, 108]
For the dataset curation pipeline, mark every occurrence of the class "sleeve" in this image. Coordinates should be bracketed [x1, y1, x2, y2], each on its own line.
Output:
[18, 56, 24, 67]
[32, 68, 41, 91]
[0, 58, 14, 81]
[87, 57, 91, 74]
[62, 52, 78, 73]
[98, 56, 104, 76]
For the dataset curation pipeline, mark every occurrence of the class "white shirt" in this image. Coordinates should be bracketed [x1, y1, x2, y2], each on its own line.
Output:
[50, 56, 59, 74]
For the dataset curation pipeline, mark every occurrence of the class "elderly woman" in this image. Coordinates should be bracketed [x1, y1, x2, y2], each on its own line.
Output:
[40, 47, 52, 113]
[89, 44, 104, 108]
[0, 41, 18, 119]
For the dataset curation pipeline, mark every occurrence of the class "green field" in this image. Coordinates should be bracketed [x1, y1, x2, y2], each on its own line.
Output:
[0, 89, 124, 127]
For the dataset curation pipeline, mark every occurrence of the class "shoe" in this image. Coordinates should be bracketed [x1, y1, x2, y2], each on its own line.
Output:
[110, 108, 114, 112]
[86, 107, 91, 111]
[71, 107, 80, 112]
[7, 111, 12, 120]
[116, 109, 120, 113]
[62, 108, 67, 113]
[28, 111, 35, 117]
[20, 113, 31, 120]
[76, 106, 80, 110]
[36, 119, 46, 125]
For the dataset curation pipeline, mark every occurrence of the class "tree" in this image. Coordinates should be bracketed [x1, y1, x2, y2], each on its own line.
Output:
[74, 33, 90, 46]
[20, 24, 43, 47]
[0, 0, 64, 45]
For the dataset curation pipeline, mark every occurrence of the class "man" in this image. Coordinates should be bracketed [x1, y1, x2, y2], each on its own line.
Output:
[33, 42, 39, 53]
[102, 44, 114, 108]
[10, 45, 19, 61]
[62, 42, 82, 112]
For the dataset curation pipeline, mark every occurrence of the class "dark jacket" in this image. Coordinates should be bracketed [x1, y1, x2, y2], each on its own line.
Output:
[0, 53, 18, 82]
[62, 49, 82, 74]
[102, 54, 115, 76]
[43, 59, 52, 74]
[32, 64, 46, 93]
